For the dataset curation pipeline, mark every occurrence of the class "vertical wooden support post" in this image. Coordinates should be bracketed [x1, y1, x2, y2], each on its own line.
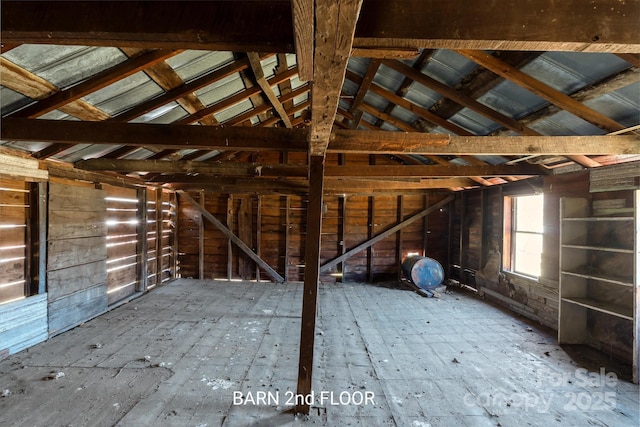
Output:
[25, 182, 36, 296]
[256, 195, 262, 282]
[338, 195, 347, 283]
[155, 188, 163, 286]
[366, 155, 375, 282]
[199, 191, 205, 279]
[136, 187, 148, 292]
[227, 195, 234, 281]
[26, 182, 47, 295]
[285, 196, 291, 282]
[338, 153, 347, 283]
[396, 195, 403, 280]
[171, 191, 178, 279]
[238, 198, 253, 280]
[447, 195, 454, 280]
[459, 192, 467, 284]
[367, 195, 374, 282]
[296, 155, 325, 415]
[37, 181, 47, 295]
[480, 189, 488, 269]
[422, 194, 429, 257]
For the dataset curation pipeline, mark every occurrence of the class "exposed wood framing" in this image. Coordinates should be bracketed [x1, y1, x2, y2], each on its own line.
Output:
[136, 188, 148, 292]
[5, 1, 639, 52]
[199, 191, 205, 280]
[320, 195, 455, 273]
[75, 159, 547, 177]
[10, 49, 180, 118]
[177, 191, 284, 283]
[296, 155, 326, 414]
[291, 0, 314, 82]
[247, 52, 293, 128]
[309, 0, 363, 156]
[456, 50, 628, 133]
[0, 57, 109, 122]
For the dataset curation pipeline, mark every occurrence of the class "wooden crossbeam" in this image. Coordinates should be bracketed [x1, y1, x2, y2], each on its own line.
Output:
[380, 59, 542, 136]
[328, 131, 640, 155]
[177, 191, 285, 283]
[309, 0, 363, 156]
[5, 119, 638, 155]
[291, 0, 314, 82]
[75, 159, 547, 177]
[247, 53, 292, 128]
[5, 1, 638, 52]
[2, 118, 308, 151]
[456, 50, 628, 133]
[320, 195, 454, 272]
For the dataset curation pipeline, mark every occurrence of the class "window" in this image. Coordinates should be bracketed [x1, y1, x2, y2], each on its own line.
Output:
[503, 193, 544, 278]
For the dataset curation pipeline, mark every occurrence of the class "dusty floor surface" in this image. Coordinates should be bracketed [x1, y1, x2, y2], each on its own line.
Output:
[0, 278, 638, 426]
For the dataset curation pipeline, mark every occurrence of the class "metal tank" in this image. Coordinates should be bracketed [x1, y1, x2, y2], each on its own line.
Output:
[401, 256, 444, 291]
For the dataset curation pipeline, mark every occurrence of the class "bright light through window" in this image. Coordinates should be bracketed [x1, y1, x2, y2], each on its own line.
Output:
[505, 194, 544, 278]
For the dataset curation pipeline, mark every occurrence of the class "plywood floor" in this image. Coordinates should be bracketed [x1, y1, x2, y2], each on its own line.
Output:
[0, 279, 638, 426]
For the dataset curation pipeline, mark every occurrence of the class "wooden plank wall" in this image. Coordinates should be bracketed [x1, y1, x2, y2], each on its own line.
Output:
[176, 173, 452, 284]
[0, 294, 47, 356]
[104, 185, 139, 305]
[47, 181, 108, 336]
[457, 172, 591, 330]
[0, 179, 28, 304]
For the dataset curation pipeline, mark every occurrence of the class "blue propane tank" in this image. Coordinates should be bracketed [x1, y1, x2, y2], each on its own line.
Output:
[401, 256, 444, 290]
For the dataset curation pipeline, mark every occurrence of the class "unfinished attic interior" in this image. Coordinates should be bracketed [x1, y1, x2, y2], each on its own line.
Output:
[0, 0, 639, 425]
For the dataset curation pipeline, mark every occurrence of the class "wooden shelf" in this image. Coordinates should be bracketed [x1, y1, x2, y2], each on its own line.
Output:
[561, 297, 633, 321]
[561, 244, 634, 254]
[561, 270, 633, 287]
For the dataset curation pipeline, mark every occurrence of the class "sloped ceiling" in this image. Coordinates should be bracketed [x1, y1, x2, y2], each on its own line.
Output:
[1, 0, 639, 194]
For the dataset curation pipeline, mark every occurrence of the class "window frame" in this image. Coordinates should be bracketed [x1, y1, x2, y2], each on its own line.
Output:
[503, 193, 544, 279]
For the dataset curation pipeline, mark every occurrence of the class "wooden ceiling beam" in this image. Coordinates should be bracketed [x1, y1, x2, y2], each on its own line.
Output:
[309, 0, 363, 156]
[110, 56, 255, 122]
[10, 49, 181, 118]
[350, 59, 381, 113]
[0, 57, 110, 122]
[5, 119, 637, 156]
[456, 50, 628, 133]
[354, 0, 640, 53]
[291, 0, 314, 82]
[2, 118, 308, 151]
[247, 52, 292, 128]
[328, 130, 640, 155]
[175, 66, 300, 125]
[5, 1, 638, 53]
[74, 159, 546, 177]
[380, 59, 542, 136]
[1, 1, 296, 52]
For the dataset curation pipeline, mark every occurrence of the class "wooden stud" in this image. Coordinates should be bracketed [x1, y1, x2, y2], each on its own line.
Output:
[136, 188, 148, 292]
[199, 191, 205, 280]
[296, 155, 326, 414]
[155, 188, 163, 286]
[177, 191, 285, 283]
[320, 195, 454, 273]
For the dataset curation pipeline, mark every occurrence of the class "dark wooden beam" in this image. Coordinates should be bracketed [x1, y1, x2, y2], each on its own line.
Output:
[350, 59, 381, 112]
[1, 1, 295, 52]
[2, 118, 308, 151]
[320, 194, 454, 272]
[248, 52, 293, 128]
[76, 159, 308, 177]
[328, 131, 640, 155]
[76, 159, 546, 177]
[296, 155, 325, 414]
[5, 1, 638, 53]
[291, 0, 314, 82]
[309, 0, 363, 156]
[354, 0, 640, 53]
[177, 190, 285, 283]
